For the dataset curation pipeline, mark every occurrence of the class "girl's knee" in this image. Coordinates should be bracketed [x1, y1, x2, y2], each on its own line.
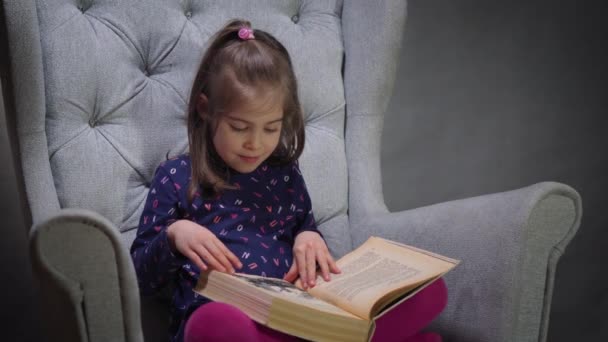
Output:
[405, 278, 449, 319]
[199, 302, 251, 321]
[185, 302, 258, 342]
[427, 278, 448, 314]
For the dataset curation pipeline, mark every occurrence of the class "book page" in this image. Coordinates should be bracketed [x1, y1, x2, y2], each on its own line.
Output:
[207, 273, 360, 319]
[308, 237, 458, 319]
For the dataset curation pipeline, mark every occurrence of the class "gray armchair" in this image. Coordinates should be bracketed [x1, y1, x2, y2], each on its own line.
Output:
[1, 0, 581, 341]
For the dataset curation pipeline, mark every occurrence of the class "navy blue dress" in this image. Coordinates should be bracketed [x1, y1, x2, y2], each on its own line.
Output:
[130, 154, 320, 341]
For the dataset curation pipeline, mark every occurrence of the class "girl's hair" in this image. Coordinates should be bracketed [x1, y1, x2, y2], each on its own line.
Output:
[186, 19, 305, 200]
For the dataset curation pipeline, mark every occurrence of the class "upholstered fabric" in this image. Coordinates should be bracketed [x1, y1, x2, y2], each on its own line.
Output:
[350, 182, 581, 341]
[39, 0, 349, 252]
[30, 209, 143, 342]
[2, 0, 583, 341]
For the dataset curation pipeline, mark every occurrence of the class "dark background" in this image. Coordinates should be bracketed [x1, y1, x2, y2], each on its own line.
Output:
[1, 1, 606, 341]
[381, 1, 607, 341]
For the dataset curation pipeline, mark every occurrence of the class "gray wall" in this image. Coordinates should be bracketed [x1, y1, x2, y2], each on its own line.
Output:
[382, 1, 607, 341]
[1, 1, 606, 341]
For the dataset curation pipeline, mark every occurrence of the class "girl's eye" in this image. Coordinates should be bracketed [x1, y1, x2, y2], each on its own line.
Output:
[264, 128, 280, 133]
[230, 125, 247, 132]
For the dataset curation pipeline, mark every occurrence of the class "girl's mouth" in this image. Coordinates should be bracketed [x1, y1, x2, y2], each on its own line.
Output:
[239, 155, 259, 163]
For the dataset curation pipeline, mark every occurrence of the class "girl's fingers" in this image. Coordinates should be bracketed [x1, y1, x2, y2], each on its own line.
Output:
[326, 252, 341, 274]
[185, 250, 208, 272]
[283, 262, 298, 282]
[208, 240, 236, 273]
[194, 244, 226, 273]
[295, 247, 308, 289]
[305, 244, 317, 287]
[315, 249, 330, 282]
[218, 241, 243, 270]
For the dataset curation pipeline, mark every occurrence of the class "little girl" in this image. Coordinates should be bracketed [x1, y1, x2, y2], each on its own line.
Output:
[131, 19, 447, 342]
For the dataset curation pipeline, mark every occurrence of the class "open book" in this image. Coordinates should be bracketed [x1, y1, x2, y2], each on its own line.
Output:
[194, 237, 459, 342]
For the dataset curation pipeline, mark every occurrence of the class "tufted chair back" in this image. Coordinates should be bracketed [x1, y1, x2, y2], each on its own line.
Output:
[39, 0, 355, 253]
[3, 0, 407, 340]
[44, 1, 350, 251]
[6, 0, 405, 254]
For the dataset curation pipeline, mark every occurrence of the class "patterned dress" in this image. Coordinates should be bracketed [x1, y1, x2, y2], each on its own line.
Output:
[130, 154, 320, 341]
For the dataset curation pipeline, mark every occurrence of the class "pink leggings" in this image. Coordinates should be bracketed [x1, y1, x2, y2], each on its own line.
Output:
[185, 278, 447, 342]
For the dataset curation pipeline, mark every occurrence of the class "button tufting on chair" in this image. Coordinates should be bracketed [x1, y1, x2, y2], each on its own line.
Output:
[185, 11, 192, 19]
[291, 14, 299, 23]
[77, 0, 91, 13]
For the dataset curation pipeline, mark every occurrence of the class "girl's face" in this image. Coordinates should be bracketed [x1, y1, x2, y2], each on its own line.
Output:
[211, 95, 284, 174]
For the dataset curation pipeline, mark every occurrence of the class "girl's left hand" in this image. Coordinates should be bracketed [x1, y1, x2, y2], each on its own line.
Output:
[283, 231, 341, 289]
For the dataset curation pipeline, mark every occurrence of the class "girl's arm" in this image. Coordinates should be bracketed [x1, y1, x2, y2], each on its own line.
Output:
[291, 162, 322, 237]
[130, 165, 185, 296]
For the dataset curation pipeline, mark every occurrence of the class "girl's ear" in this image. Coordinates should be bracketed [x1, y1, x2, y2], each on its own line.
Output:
[197, 93, 209, 119]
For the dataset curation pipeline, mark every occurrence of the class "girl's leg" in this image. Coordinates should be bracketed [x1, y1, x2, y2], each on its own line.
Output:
[184, 301, 300, 342]
[371, 278, 448, 342]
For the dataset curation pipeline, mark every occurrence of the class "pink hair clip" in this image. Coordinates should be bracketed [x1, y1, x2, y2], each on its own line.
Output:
[238, 27, 255, 40]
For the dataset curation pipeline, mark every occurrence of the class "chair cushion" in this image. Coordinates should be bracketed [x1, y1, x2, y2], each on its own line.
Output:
[40, 0, 348, 240]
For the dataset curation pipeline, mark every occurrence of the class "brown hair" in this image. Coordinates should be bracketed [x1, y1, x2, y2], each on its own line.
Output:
[186, 19, 305, 200]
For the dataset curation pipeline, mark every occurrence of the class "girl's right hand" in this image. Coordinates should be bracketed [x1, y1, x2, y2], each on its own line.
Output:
[167, 220, 243, 274]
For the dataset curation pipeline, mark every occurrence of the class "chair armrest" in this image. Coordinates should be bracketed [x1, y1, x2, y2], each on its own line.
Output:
[30, 208, 143, 342]
[350, 182, 581, 342]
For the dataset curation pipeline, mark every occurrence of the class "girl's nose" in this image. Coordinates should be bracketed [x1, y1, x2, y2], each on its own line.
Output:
[244, 131, 262, 150]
